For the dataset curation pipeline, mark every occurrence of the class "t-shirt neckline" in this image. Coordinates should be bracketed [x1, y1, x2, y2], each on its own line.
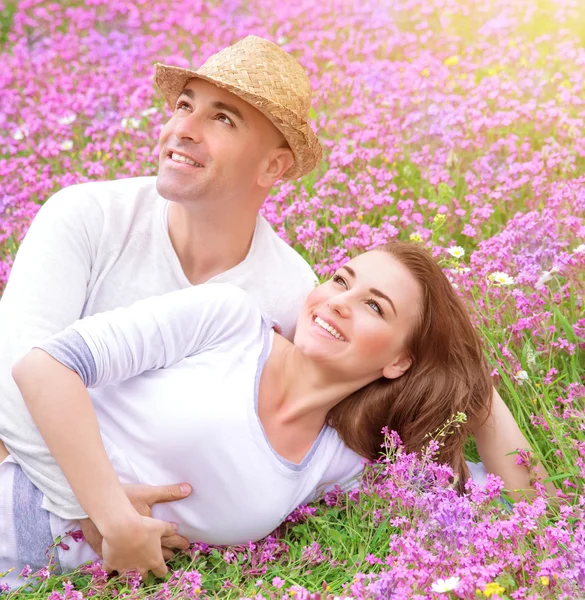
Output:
[252, 320, 328, 473]
[157, 197, 263, 287]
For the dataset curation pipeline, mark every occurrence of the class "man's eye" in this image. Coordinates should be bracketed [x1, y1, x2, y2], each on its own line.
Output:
[175, 100, 190, 111]
[216, 114, 233, 126]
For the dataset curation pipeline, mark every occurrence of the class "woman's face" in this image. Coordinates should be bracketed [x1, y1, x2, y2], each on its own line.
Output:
[294, 250, 423, 383]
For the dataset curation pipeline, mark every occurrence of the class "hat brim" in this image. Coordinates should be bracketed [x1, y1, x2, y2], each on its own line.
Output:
[155, 63, 322, 180]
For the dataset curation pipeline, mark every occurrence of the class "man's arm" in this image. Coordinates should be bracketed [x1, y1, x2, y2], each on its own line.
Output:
[1, 189, 194, 556]
[0, 189, 101, 518]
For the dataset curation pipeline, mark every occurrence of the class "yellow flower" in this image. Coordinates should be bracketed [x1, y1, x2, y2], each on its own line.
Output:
[432, 214, 446, 225]
[560, 79, 572, 89]
[444, 55, 459, 66]
[421, 67, 430, 77]
[460, 73, 468, 80]
[540, 576, 550, 586]
[483, 582, 505, 597]
[409, 232, 423, 243]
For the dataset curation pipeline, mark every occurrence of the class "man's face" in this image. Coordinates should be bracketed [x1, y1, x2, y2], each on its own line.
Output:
[156, 78, 288, 205]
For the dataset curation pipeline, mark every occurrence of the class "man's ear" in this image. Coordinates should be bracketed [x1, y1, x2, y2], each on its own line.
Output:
[257, 147, 294, 187]
[382, 353, 412, 380]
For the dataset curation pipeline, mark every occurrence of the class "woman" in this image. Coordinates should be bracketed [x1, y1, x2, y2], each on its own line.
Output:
[2, 242, 532, 586]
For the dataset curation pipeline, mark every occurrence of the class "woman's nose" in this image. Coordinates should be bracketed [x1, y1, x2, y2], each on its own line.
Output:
[328, 295, 350, 318]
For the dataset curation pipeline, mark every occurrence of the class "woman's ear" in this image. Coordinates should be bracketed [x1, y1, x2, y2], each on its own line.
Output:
[382, 353, 412, 380]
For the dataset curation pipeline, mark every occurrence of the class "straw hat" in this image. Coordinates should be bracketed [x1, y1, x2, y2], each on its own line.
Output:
[155, 36, 323, 180]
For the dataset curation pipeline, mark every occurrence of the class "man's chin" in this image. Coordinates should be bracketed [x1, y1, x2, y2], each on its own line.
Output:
[156, 173, 201, 203]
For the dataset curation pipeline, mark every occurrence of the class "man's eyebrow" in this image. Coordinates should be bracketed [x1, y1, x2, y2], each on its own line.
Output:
[178, 88, 195, 100]
[177, 89, 246, 124]
[212, 100, 245, 123]
[340, 265, 397, 317]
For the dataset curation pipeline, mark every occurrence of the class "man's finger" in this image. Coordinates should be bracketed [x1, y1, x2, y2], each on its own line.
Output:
[140, 483, 192, 505]
[162, 548, 174, 561]
[161, 533, 190, 551]
[160, 520, 179, 538]
[151, 561, 168, 579]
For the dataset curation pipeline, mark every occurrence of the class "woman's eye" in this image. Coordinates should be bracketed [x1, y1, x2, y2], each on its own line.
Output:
[332, 274, 347, 288]
[367, 300, 383, 315]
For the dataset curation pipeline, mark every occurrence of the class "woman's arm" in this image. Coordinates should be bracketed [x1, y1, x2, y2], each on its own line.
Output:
[12, 350, 175, 579]
[472, 388, 555, 499]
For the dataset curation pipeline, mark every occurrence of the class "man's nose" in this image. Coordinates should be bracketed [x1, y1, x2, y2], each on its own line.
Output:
[173, 110, 204, 143]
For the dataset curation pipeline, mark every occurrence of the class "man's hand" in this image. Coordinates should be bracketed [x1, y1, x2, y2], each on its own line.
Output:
[80, 482, 192, 560]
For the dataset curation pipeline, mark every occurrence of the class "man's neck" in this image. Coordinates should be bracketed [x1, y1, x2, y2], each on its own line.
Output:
[167, 201, 259, 285]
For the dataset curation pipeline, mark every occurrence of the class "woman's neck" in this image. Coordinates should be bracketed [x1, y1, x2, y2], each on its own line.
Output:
[259, 334, 370, 428]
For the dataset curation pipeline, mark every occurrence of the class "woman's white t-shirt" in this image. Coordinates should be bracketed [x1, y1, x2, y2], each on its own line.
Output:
[37, 283, 365, 570]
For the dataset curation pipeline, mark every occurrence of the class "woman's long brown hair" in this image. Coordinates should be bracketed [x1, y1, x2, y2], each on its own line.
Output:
[327, 241, 493, 489]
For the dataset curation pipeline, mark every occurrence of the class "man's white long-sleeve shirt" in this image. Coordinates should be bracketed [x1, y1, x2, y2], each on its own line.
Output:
[0, 176, 317, 519]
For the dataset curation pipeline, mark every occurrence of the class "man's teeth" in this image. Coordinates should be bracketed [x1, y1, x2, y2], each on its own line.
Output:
[314, 316, 346, 341]
[171, 152, 203, 167]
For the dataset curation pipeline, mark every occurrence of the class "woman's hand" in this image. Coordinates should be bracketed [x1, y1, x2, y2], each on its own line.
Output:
[101, 512, 177, 579]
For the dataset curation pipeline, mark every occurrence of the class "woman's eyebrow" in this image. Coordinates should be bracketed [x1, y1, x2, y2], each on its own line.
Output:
[340, 265, 398, 316]
[370, 288, 397, 317]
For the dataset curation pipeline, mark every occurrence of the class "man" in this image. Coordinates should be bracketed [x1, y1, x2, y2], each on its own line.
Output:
[0, 36, 321, 562]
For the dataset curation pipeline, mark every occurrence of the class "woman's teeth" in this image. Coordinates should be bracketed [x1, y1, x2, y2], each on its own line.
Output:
[171, 152, 203, 167]
[314, 316, 346, 341]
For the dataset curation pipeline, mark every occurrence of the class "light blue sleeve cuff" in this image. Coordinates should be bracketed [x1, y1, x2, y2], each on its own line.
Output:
[36, 329, 97, 387]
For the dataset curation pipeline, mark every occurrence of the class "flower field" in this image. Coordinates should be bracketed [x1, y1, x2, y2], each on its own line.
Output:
[2, 0, 585, 598]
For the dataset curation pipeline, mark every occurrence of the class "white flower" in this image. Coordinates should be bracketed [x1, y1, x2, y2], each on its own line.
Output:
[12, 126, 28, 140]
[514, 370, 529, 385]
[120, 117, 141, 129]
[60, 140, 73, 151]
[140, 107, 158, 117]
[58, 113, 77, 125]
[489, 271, 515, 286]
[431, 576, 460, 593]
[535, 266, 559, 288]
[574, 244, 585, 254]
[447, 246, 465, 259]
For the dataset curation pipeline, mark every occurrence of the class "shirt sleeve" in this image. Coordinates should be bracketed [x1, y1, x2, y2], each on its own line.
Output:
[37, 283, 263, 389]
[0, 188, 103, 519]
